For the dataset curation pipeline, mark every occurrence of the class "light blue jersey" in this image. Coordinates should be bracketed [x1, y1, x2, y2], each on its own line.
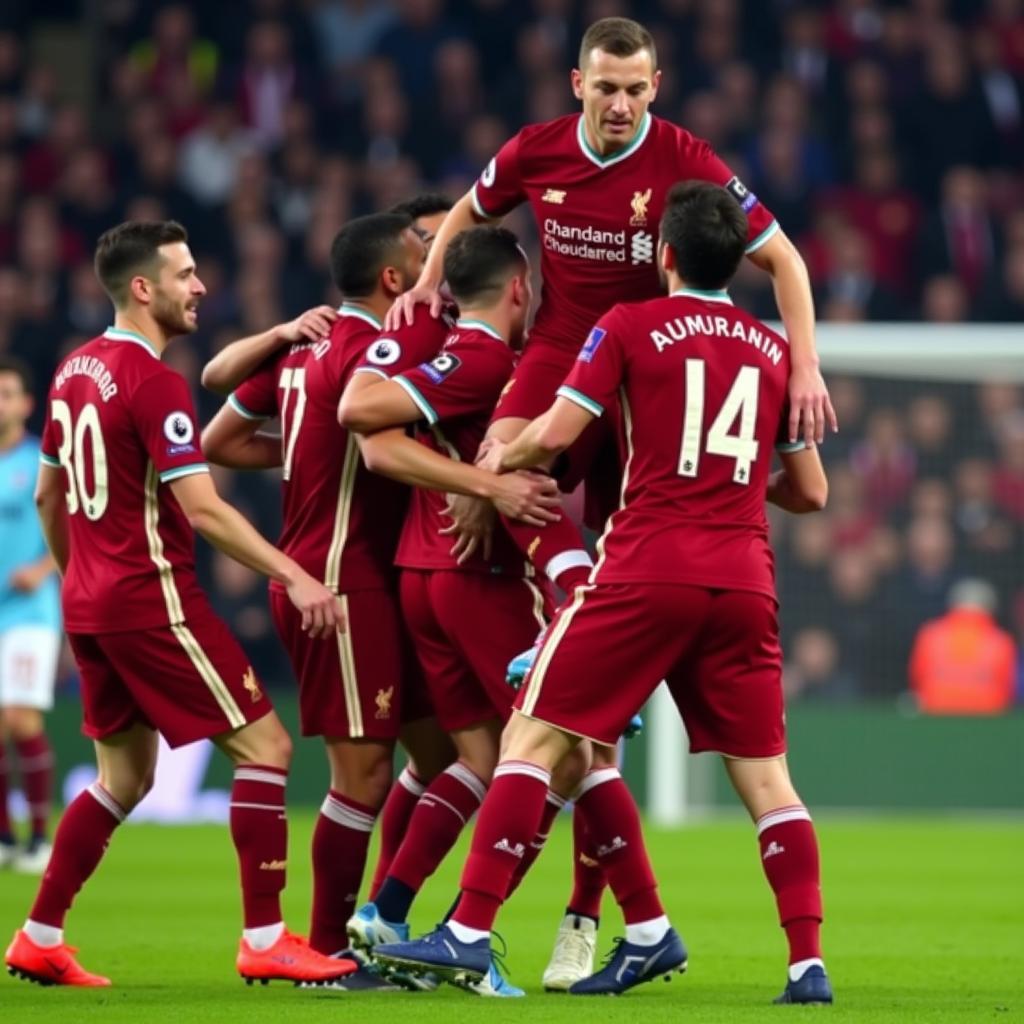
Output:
[0, 435, 60, 633]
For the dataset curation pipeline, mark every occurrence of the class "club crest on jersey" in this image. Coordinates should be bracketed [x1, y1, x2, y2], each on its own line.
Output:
[629, 188, 653, 226]
[367, 338, 402, 366]
[578, 327, 606, 363]
[163, 411, 194, 445]
[420, 353, 461, 383]
[542, 188, 566, 204]
[725, 176, 758, 213]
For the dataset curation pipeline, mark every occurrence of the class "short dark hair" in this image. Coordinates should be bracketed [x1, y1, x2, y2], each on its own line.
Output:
[443, 226, 526, 308]
[659, 181, 747, 290]
[388, 193, 453, 221]
[579, 17, 657, 71]
[329, 213, 412, 297]
[0, 354, 33, 394]
[94, 220, 188, 307]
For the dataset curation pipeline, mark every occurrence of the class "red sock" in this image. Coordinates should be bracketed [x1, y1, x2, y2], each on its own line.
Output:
[567, 800, 605, 920]
[574, 768, 664, 924]
[29, 783, 125, 927]
[230, 765, 288, 929]
[500, 514, 592, 593]
[387, 761, 486, 892]
[310, 791, 377, 954]
[369, 766, 424, 899]
[454, 760, 550, 931]
[506, 789, 566, 897]
[0, 741, 11, 839]
[16, 735, 54, 840]
[756, 805, 823, 964]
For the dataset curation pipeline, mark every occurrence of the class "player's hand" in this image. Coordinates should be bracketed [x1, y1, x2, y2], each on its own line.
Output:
[439, 493, 495, 564]
[788, 362, 838, 446]
[491, 471, 562, 526]
[8, 564, 47, 593]
[281, 305, 337, 345]
[385, 283, 443, 331]
[475, 438, 506, 475]
[285, 572, 346, 638]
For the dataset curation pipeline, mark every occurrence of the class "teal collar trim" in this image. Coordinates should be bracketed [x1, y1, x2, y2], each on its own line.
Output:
[576, 112, 652, 168]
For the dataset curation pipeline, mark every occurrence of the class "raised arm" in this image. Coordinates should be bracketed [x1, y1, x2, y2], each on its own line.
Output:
[201, 306, 337, 395]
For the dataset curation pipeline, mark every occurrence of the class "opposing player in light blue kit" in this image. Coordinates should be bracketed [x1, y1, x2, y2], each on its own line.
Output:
[0, 356, 60, 874]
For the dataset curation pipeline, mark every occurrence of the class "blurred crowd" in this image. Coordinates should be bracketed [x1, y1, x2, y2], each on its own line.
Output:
[0, 0, 1022, 704]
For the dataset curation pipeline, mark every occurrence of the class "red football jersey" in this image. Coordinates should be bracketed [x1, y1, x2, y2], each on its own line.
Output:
[391, 320, 533, 577]
[558, 291, 803, 598]
[39, 327, 212, 633]
[230, 303, 450, 592]
[472, 113, 777, 352]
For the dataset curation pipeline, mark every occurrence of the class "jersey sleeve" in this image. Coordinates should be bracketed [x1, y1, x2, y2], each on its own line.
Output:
[393, 344, 513, 425]
[686, 137, 779, 254]
[471, 132, 526, 220]
[352, 309, 453, 381]
[39, 400, 61, 467]
[132, 372, 210, 483]
[556, 311, 626, 418]
[227, 356, 280, 421]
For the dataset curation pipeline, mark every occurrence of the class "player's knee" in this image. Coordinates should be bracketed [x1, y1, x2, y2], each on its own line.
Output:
[135, 769, 157, 805]
[2, 707, 43, 740]
[260, 727, 293, 770]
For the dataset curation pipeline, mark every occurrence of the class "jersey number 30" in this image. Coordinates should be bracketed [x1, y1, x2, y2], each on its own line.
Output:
[51, 400, 109, 520]
[678, 361, 760, 485]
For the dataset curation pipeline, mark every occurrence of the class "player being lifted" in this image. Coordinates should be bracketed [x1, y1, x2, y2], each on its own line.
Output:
[0, 356, 60, 875]
[201, 209, 558, 989]
[4, 221, 352, 989]
[389, 17, 836, 982]
[373, 182, 833, 1006]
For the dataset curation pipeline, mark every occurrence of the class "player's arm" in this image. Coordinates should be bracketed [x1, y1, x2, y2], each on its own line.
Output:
[766, 445, 828, 514]
[489, 397, 597, 472]
[33, 464, 69, 576]
[169, 472, 341, 636]
[201, 404, 282, 470]
[746, 230, 836, 445]
[337, 376, 425, 433]
[357, 430, 559, 526]
[200, 306, 337, 395]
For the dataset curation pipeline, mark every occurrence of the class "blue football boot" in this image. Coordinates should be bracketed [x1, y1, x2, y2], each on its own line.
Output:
[569, 928, 687, 995]
[373, 923, 491, 988]
[774, 964, 833, 1004]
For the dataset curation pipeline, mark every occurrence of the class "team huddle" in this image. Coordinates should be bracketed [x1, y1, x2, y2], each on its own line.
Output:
[4, 17, 835, 1006]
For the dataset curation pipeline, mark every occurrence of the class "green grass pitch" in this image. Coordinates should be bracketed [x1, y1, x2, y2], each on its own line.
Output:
[1, 814, 1021, 1022]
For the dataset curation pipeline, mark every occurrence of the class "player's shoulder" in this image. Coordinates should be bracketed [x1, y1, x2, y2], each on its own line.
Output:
[650, 114, 713, 157]
[514, 114, 580, 155]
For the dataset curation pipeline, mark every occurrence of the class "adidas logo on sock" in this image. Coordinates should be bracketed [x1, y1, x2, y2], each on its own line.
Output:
[762, 841, 785, 860]
[493, 838, 526, 858]
[596, 836, 626, 858]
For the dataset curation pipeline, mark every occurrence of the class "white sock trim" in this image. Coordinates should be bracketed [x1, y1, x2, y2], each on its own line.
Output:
[545, 789, 568, 809]
[243, 921, 285, 951]
[446, 761, 488, 803]
[576, 766, 620, 798]
[789, 957, 824, 982]
[398, 766, 426, 797]
[234, 767, 287, 787]
[419, 792, 471, 825]
[756, 804, 811, 836]
[493, 760, 551, 787]
[448, 920, 489, 944]
[545, 549, 593, 583]
[320, 794, 376, 832]
[624, 915, 670, 946]
[24, 920, 62, 948]
[87, 782, 126, 823]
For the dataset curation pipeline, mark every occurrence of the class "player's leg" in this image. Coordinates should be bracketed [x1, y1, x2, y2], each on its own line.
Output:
[5, 719, 157, 988]
[0, 625, 60, 870]
[0, 728, 12, 863]
[674, 588, 831, 1005]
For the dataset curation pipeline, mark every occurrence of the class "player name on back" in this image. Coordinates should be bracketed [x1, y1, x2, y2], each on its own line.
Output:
[54, 355, 119, 401]
[649, 313, 785, 365]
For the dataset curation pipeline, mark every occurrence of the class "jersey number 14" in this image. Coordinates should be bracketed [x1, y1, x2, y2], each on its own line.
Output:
[678, 361, 760, 485]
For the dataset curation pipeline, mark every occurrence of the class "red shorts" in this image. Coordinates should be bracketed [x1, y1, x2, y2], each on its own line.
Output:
[270, 587, 430, 740]
[69, 612, 272, 749]
[516, 583, 786, 758]
[491, 341, 621, 528]
[399, 569, 551, 732]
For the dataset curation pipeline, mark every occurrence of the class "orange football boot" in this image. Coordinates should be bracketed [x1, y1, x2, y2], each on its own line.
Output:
[237, 929, 358, 986]
[5, 930, 111, 987]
